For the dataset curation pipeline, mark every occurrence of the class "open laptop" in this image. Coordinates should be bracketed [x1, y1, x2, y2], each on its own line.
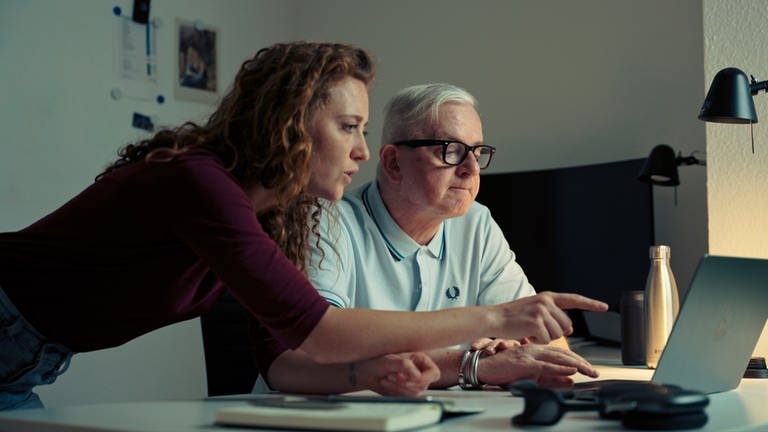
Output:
[575, 254, 768, 394]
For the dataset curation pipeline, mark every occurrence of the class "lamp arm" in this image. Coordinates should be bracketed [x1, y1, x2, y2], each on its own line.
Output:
[749, 76, 768, 95]
[675, 152, 706, 166]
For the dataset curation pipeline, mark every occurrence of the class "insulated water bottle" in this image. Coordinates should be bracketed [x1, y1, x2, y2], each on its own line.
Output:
[644, 245, 679, 369]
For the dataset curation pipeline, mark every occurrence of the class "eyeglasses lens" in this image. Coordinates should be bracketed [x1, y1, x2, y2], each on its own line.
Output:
[475, 147, 493, 169]
[444, 142, 493, 169]
[444, 142, 466, 165]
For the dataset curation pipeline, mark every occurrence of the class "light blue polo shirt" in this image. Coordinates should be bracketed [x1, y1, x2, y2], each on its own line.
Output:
[308, 181, 535, 311]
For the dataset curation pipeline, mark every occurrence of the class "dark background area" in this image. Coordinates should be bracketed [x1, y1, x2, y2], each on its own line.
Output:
[476, 159, 654, 337]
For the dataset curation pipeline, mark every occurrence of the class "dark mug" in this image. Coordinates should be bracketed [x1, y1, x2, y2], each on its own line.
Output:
[620, 290, 645, 366]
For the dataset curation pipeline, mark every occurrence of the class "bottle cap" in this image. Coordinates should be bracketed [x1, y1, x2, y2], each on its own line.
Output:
[649, 245, 671, 259]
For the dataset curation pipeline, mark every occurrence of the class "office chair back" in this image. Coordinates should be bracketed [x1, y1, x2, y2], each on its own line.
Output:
[199, 292, 259, 396]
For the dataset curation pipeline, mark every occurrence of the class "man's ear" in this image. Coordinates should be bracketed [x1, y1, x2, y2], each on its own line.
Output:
[380, 144, 403, 182]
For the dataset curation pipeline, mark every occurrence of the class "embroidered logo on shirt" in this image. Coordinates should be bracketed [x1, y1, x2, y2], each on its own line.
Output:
[445, 286, 460, 301]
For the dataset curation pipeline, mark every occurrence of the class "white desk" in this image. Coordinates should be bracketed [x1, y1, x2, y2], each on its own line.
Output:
[1, 352, 767, 431]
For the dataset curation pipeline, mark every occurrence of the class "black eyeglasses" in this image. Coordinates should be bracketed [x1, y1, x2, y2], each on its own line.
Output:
[393, 139, 496, 169]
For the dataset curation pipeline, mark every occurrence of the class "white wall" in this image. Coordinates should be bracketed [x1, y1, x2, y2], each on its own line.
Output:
[1, 0, 709, 405]
[702, 0, 768, 358]
[0, 0, 295, 407]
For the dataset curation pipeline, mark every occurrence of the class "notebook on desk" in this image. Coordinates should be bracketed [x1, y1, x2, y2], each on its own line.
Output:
[575, 255, 768, 394]
[214, 394, 484, 431]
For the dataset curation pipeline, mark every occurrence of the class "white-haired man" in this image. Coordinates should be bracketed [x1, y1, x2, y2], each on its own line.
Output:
[257, 83, 599, 395]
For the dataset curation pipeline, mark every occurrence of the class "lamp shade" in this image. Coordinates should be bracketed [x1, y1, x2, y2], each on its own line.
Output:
[698, 67, 758, 124]
[637, 144, 679, 186]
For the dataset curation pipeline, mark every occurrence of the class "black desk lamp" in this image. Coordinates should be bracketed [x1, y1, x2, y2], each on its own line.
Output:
[699, 67, 768, 153]
[699, 69, 768, 378]
[637, 144, 705, 204]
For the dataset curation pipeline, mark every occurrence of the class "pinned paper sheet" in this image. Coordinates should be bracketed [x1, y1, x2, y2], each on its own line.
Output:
[112, 11, 161, 102]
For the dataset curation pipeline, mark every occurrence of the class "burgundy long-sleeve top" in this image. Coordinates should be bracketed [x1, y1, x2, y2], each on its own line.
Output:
[0, 148, 329, 352]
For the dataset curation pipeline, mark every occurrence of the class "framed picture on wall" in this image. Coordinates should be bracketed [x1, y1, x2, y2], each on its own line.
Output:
[175, 19, 219, 104]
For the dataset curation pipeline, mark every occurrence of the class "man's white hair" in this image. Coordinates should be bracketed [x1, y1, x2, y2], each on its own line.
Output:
[380, 83, 478, 146]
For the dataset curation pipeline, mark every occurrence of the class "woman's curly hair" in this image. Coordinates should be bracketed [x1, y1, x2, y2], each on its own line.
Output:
[97, 41, 374, 272]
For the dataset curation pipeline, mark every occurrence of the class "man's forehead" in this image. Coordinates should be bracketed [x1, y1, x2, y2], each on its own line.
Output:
[434, 106, 483, 142]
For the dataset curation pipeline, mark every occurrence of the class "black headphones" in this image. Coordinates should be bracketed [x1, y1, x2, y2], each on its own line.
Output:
[510, 381, 709, 430]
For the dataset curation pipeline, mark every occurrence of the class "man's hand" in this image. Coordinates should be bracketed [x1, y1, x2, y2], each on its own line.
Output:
[358, 352, 440, 397]
[470, 337, 520, 355]
[493, 292, 608, 343]
[477, 344, 599, 386]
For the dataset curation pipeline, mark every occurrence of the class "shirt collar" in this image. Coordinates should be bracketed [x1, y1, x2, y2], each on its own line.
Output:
[362, 182, 445, 261]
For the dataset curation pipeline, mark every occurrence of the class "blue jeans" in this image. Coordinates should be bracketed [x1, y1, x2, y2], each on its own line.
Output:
[0, 285, 72, 410]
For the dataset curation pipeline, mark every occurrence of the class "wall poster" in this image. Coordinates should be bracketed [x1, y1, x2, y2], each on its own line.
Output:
[175, 19, 219, 104]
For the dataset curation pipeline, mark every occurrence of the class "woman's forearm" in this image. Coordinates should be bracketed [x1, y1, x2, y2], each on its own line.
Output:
[268, 349, 440, 396]
[268, 350, 361, 394]
[299, 306, 494, 364]
[298, 292, 608, 364]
